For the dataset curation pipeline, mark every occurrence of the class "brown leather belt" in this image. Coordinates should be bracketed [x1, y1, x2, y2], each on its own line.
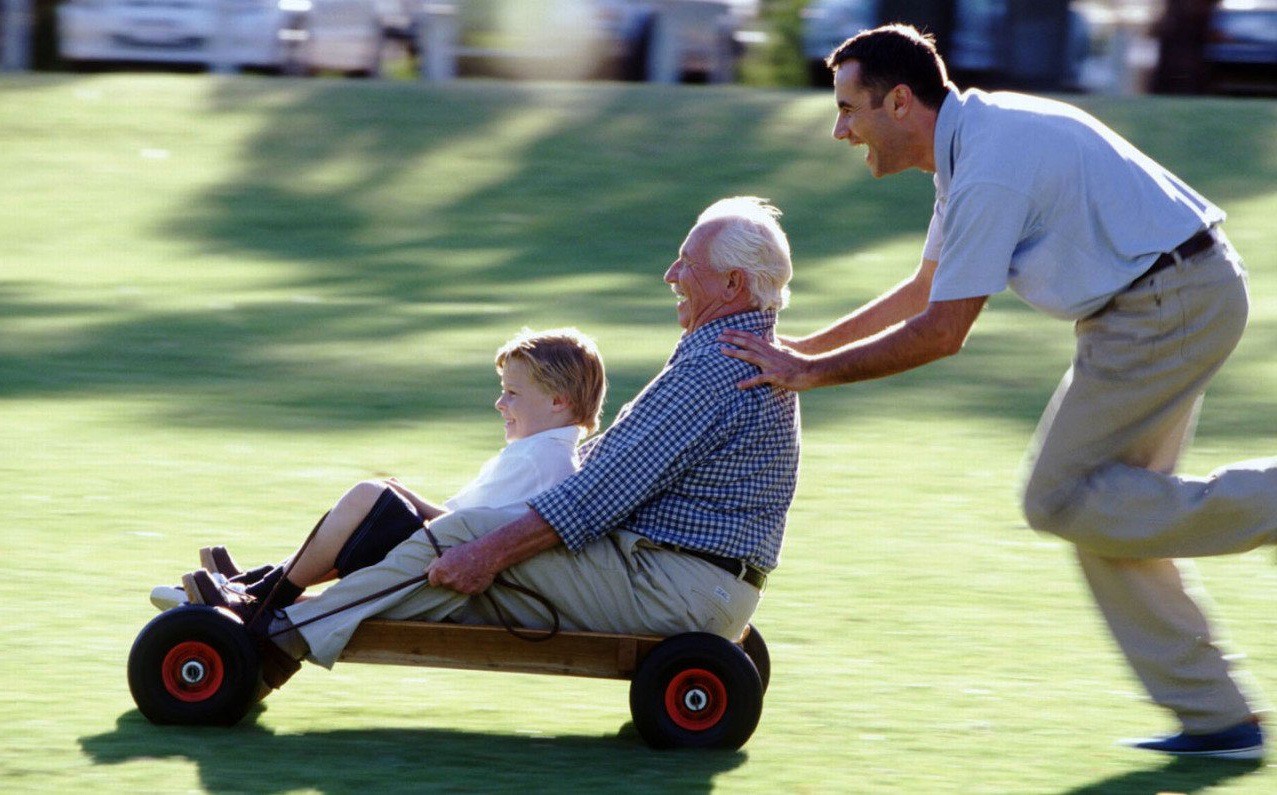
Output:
[1142, 228, 1218, 280]
[651, 542, 768, 590]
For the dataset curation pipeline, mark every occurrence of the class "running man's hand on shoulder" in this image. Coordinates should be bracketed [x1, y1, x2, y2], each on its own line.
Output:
[719, 331, 820, 392]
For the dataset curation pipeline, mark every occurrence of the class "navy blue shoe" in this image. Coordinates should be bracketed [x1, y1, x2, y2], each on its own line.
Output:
[1122, 719, 1265, 760]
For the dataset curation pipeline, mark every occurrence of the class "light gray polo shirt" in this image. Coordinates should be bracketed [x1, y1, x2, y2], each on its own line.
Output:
[923, 88, 1223, 320]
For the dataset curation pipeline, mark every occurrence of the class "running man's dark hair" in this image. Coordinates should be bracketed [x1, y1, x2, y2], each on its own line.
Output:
[826, 24, 950, 110]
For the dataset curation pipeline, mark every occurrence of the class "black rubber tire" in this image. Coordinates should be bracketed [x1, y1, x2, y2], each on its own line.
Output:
[127, 605, 261, 726]
[739, 624, 770, 694]
[629, 632, 763, 750]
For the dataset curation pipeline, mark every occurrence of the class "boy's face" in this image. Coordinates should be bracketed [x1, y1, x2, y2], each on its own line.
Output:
[495, 357, 569, 442]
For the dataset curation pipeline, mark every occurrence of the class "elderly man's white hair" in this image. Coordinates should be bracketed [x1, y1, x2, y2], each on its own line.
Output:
[695, 196, 793, 312]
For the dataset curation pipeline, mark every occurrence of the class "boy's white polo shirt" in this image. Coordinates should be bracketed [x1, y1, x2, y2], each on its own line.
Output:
[443, 425, 581, 514]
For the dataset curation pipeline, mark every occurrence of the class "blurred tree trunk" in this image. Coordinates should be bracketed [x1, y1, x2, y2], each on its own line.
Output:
[1151, 0, 1220, 94]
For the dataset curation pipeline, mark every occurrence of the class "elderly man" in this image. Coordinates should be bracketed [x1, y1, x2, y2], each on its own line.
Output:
[721, 25, 1274, 759]
[238, 196, 800, 688]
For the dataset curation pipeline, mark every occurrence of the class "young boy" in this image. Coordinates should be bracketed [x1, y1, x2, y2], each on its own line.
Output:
[159, 327, 606, 618]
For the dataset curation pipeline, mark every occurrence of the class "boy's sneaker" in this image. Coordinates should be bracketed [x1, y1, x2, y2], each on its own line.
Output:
[149, 584, 188, 611]
[1122, 719, 1265, 760]
[181, 569, 257, 621]
[199, 546, 242, 578]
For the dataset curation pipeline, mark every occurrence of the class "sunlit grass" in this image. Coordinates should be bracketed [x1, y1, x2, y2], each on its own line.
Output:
[1, 74, 1274, 793]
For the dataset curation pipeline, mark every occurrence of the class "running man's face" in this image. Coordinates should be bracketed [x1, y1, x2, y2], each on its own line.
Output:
[832, 61, 911, 178]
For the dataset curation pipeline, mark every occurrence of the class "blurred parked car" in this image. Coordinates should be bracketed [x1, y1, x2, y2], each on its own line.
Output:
[1205, 0, 1277, 95]
[57, 0, 386, 75]
[947, 0, 1092, 88]
[801, 0, 1091, 89]
[601, 0, 758, 81]
[800, 0, 874, 85]
[426, 0, 754, 82]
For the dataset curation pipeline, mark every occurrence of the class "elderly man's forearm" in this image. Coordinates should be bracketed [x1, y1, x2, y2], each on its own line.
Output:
[472, 508, 564, 571]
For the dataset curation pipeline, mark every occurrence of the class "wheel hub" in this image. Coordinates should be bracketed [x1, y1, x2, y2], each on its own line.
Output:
[665, 668, 728, 731]
[682, 688, 709, 712]
[181, 660, 207, 685]
[161, 641, 225, 703]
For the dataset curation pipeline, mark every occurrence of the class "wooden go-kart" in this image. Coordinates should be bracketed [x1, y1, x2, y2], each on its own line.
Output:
[127, 605, 771, 749]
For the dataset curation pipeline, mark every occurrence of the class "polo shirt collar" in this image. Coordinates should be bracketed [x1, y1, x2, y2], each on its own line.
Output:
[507, 424, 582, 451]
[671, 310, 777, 363]
[933, 88, 962, 193]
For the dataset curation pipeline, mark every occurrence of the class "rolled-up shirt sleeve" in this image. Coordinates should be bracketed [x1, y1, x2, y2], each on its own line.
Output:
[530, 362, 731, 552]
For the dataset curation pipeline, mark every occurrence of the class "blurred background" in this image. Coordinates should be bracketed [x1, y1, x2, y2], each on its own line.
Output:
[1, 0, 1274, 96]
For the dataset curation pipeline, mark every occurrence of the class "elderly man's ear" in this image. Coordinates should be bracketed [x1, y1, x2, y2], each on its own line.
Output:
[725, 269, 748, 301]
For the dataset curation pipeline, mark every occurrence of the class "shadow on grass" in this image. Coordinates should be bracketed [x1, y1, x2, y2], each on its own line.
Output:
[1060, 756, 1265, 795]
[4, 79, 1274, 438]
[81, 710, 745, 794]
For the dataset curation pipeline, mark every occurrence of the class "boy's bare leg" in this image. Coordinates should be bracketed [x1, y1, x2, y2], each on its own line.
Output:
[285, 481, 387, 587]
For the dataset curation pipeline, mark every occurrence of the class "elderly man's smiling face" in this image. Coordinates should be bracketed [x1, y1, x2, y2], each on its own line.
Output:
[664, 221, 739, 332]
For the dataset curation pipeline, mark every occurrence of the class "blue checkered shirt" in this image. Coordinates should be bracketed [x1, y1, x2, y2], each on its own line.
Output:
[529, 310, 800, 571]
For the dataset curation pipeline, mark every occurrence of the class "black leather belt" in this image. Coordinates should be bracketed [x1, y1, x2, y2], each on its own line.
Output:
[1086, 228, 1221, 321]
[650, 542, 767, 590]
[1142, 228, 1217, 279]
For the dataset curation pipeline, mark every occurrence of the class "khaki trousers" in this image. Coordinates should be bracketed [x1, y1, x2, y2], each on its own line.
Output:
[1021, 234, 1275, 732]
[287, 507, 762, 668]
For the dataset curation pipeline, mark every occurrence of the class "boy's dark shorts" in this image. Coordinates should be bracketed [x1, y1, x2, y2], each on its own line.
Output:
[333, 488, 425, 577]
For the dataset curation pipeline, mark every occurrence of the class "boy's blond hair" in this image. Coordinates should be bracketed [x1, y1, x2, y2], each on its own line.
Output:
[495, 328, 607, 434]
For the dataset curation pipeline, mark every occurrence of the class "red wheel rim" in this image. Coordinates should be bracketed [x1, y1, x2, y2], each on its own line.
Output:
[664, 668, 728, 731]
[161, 641, 225, 703]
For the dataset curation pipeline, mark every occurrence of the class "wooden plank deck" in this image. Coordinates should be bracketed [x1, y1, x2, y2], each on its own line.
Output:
[338, 620, 665, 680]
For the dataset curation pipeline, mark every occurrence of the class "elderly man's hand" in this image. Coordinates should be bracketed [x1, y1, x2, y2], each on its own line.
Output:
[719, 330, 819, 391]
[427, 540, 498, 594]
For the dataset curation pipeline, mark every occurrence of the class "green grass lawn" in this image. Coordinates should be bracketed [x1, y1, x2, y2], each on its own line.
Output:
[1, 74, 1274, 794]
